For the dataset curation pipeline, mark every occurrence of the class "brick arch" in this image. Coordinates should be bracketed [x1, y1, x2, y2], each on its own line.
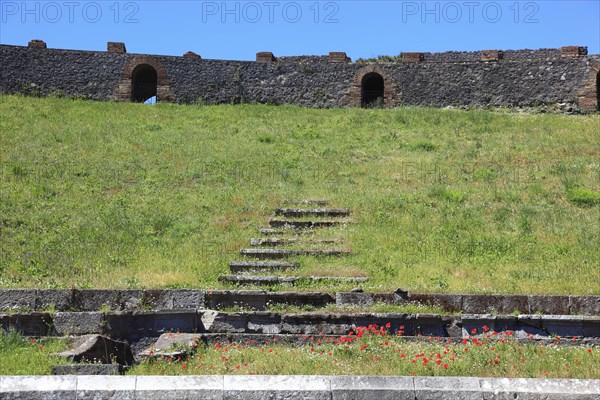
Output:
[349, 65, 399, 108]
[578, 63, 600, 112]
[114, 56, 174, 102]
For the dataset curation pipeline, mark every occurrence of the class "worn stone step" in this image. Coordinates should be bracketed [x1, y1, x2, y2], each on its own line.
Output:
[218, 275, 368, 285]
[283, 200, 329, 206]
[275, 208, 350, 218]
[240, 248, 351, 259]
[250, 238, 342, 247]
[260, 228, 315, 236]
[269, 219, 345, 229]
[229, 261, 300, 273]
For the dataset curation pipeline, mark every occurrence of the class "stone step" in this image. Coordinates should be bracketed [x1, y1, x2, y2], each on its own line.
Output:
[240, 248, 351, 259]
[283, 200, 329, 206]
[229, 261, 300, 273]
[139, 333, 199, 358]
[249, 238, 342, 247]
[218, 275, 368, 285]
[269, 219, 345, 229]
[274, 208, 350, 218]
[260, 228, 315, 236]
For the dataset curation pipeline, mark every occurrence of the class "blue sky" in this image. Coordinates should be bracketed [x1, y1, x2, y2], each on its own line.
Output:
[1, 1, 598, 60]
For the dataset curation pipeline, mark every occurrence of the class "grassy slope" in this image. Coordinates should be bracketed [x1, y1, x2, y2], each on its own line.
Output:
[1, 95, 598, 294]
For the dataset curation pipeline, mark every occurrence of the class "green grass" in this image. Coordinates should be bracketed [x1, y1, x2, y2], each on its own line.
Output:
[1, 95, 598, 294]
[132, 330, 600, 379]
[0, 330, 69, 375]
[2, 329, 598, 378]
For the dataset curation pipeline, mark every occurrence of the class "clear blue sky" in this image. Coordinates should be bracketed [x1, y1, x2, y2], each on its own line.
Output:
[1, 1, 598, 60]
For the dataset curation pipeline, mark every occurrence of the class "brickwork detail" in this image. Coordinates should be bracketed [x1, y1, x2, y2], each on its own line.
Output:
[256, 52, 276, 62]
[578, 63, 600, 111]
[480, 50, 504, 62]
[401, 52, 424, 62]
[28, 40, 47, 49]
[107, 42, 126, 53]
[328, 52, 350, 63]
[349, 65, 399, 108]
[114, 56, 174, 102]
[1, 43, 599, 112]
[561, 46, 588, 57]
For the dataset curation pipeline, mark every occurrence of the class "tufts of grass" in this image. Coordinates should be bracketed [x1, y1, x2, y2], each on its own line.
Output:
[0, 330, 69, 375]
[131, 328, 600, 378]
[566, 188, 600, 206]
[0, 95, 598, 294]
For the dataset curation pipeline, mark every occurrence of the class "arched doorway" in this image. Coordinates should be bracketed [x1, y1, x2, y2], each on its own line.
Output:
[361, 72, 384, 107]
[131, 64, 157, 103]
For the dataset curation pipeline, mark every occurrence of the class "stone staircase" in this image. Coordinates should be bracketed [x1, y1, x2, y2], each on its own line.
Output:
[218, 200, 367, 286]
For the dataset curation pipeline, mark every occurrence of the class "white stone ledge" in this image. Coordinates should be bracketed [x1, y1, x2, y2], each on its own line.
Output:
[1, 376, 598, 399]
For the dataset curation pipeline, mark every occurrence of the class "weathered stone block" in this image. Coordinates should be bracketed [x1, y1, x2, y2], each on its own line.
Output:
[414, 376, 482, 400]
[1, 375, 77, 400]
[73, 290, 119, 311]
[499, 295, 529, 314]
[583, 317, 600, 337]
[142, 290, 173, 310]
[331, 376, 414, 400]
[529, 296, 569, 315]
[117, 290, 143, 311]
[139, 332, 200, 358]
[540, 315, 584, 337]
[205, 312, 249, 333]
[0, 289, 37, 310]
[36, 290, 73, 311]
[152, 310, 199, 333]
[481, 377, 599, 400]
[224, 375, 331, 400]
[266, 291, 334, 308]
[494, 315, 518, 332]
[54, 312, 104, 335]
[569, 296, 600, 316]
[7, 312, 53, 336]
[408, 293, 462, 312]
[207, 290, 267, 311]
[336, 292, 374, 307]
[55, 334, 134, 365]
[415, 314, 446, 337]
[76, 375, 136, 400]
[462, 295, 501, 314]
[136, 376, 222, 400]
[171, 289, 206, 309]
[245, 312, 282, 334]
[107, 42, 126, 53]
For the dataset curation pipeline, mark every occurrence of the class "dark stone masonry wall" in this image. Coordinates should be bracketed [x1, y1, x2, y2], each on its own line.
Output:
[1, 44, 599, 111]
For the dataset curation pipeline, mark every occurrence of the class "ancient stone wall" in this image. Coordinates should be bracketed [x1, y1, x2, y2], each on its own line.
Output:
[1, 44, 598, 111]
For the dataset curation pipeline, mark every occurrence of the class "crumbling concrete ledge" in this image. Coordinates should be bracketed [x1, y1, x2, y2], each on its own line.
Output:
[1, 375, 598, 399]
